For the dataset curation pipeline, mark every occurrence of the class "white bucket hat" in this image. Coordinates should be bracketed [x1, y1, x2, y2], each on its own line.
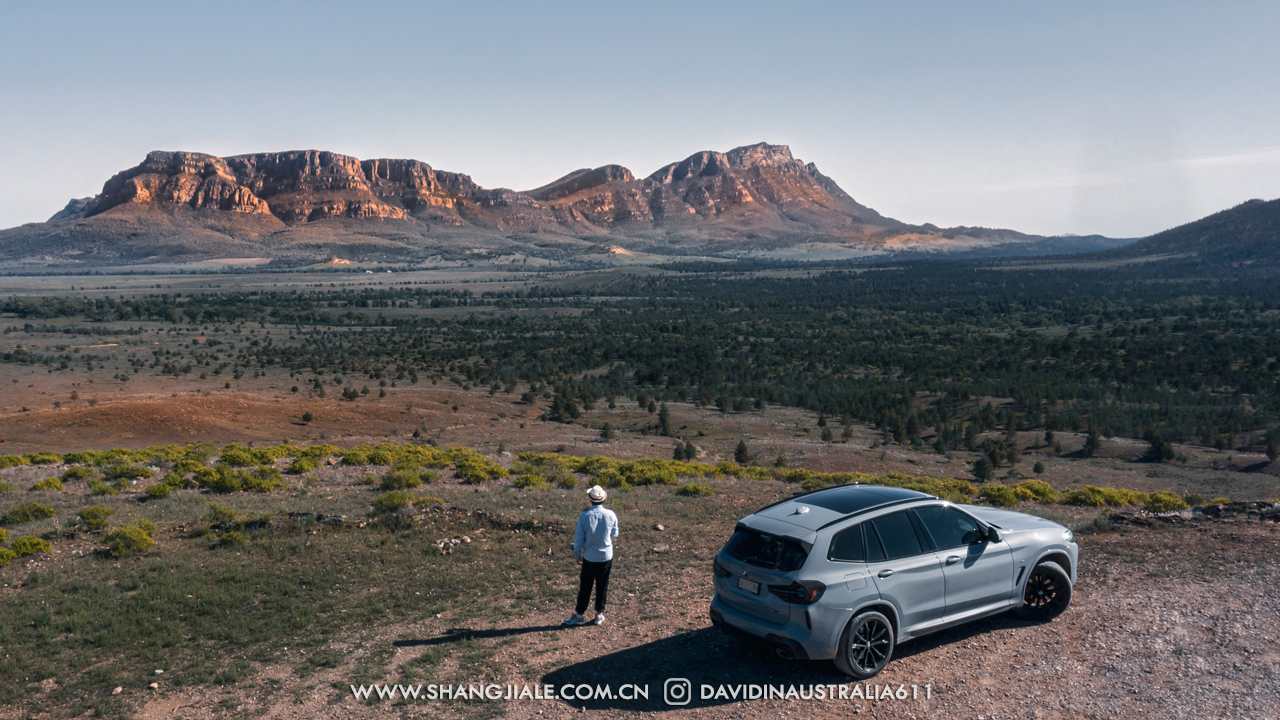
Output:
[587, 485, 607, 503]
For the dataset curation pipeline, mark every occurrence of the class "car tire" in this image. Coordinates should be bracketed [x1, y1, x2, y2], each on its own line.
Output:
[1015, 560, 1071, 621]
[834, 610, 895, 679]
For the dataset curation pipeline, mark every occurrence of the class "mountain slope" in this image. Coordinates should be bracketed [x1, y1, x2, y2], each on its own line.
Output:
[1105, 198, 1280, 265]
[0, 143, 1132, 267]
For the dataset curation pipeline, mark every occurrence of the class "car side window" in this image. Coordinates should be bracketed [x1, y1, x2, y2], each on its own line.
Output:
[828, 524, 865, 562]
[868, 511, 924, 560]
[914, 505, 982, 550]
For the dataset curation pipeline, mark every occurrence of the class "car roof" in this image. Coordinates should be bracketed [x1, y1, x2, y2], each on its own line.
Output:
[747, 484, 935, 535]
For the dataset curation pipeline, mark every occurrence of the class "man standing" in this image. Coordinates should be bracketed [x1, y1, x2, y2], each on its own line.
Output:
[565, 485, 619, 626]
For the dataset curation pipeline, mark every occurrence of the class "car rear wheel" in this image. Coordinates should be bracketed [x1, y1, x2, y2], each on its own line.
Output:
[1015, 560, 1071, 621]
[834, 610, 895, 679]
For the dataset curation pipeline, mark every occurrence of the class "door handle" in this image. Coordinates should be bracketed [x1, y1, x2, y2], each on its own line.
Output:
[946, 555, 960, 565]
[877, 569, 895, 578]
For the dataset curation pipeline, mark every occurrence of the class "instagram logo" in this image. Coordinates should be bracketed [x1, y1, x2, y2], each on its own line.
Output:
[663, 678, 692, 706]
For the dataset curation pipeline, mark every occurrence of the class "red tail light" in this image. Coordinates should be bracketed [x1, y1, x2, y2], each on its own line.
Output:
[768, 580, 826, 605]
[713, 557, 732, 578]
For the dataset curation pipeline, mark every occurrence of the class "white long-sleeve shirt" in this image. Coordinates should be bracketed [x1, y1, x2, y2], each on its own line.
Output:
[573, 504, 619, 562]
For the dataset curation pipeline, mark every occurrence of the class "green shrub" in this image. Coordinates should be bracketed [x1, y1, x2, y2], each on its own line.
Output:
[801, 477, 832, 492]
[513, 473, 550, 490]
[206, 503, 239, 524]
[373, 491, 415, 513]
[0, 483, 12, 493]
[355, 474, 378, 486]
[145, 483, 172, 499]
[299, 443, 341, 460]
[979, 483, 1020, 507]
[78, 505, 114, 530]
[1060, 485, 1147, 507]
[674, 482, 715, 497]
[104, 522, 153, 558]
[61, 466, 96, 481]
[242, 467, 286, 492]
[341, 445, 374, 466]
[0, 528, 7, 543]
[10, 536, 52, 556]
[0, 547, 14, 567]
[196, 466, 245, 492]
[1013, 479, 1059, 504]
[1145, 491, 1190, 514]
[172, 459, 205, 475]
[4, 501, 56, 524]
[381, 468, 425, 490]
[102, 464, 152, 481]
[218, 444, 273, 467]
[1208, 496, 1231, 504]
[0, 454, 29, 469]
[286, 457, 320, 475]
[25, 452, 63, 465]
[450, 448, 508, 483]
[214, 530, 249, 546]
[62, 451, 101, 465]
[29, 477, 64, 492]
[415, 495, 444, 507]
[88, 480, 118, 496]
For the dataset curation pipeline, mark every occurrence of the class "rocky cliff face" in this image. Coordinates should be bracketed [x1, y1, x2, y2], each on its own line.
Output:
[56, 143, 893, 237]
[6, 142, 1132, 266]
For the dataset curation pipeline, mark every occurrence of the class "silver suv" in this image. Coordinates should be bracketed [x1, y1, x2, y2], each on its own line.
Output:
[710, 484, 1078, 678]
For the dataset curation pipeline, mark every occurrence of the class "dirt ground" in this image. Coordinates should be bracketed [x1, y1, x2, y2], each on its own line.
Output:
[100, 514, 1279, 720]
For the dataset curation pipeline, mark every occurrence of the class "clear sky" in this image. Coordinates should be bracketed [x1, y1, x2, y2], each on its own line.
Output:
[2, 1, 1277, 237]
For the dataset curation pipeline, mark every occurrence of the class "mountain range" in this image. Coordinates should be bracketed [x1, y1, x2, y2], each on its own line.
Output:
[0, 143, 1134, 268]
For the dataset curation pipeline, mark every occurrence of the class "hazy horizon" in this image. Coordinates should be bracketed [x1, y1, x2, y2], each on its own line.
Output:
[2, 1, 1277, 238]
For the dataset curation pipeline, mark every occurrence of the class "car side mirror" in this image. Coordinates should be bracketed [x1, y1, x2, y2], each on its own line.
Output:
[986, 527, 1001, 543]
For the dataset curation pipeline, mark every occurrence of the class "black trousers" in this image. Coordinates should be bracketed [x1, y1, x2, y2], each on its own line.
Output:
[576, 559, 612, 615]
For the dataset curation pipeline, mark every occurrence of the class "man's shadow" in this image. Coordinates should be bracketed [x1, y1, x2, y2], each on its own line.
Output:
[393, 624, 565, 647]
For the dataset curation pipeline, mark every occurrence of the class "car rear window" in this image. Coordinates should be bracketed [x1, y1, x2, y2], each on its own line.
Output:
[723, 529, 809, 572]
[828, 524, 866, 562]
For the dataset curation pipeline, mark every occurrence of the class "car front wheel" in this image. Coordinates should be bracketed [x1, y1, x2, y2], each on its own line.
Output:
[834, 610, 895, 679]
[1015, 560, 1071, 621]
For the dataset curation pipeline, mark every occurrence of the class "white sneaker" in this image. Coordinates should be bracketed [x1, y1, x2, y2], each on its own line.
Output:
[590, 613, 605, 626]
[563, 614, 587, 626]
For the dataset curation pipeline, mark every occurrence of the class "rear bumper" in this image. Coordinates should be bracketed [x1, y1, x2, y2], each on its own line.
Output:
[710, 596, 813, 661]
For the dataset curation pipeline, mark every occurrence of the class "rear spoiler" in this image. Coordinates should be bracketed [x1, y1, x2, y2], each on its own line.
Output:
[734, 518, 815, 553]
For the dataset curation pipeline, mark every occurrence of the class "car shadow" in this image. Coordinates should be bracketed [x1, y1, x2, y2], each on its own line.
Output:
[393, 624, 565, 648]
[541, 613, 1040, 711]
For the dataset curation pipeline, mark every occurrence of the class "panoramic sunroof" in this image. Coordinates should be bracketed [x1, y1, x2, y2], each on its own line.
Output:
[799, 485, 933, 514]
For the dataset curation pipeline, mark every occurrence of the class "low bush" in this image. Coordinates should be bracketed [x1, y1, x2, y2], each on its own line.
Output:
[78, 505, 114, 530]
[0, 483, 13, 493]
[88, 480, 118, 496]
[102, 464, 152, 481]
[381, 468, 427, 490]
[674, 482, 715, 497]
[60, 466, 96, 481]
[1060, 485, 1147, 507]
[450, 448, 508, 483]
[104, 521, 154, 558]
[1208, 496, 1231, 504]
[286, 457, 321, 475]
[1145, 491, 1190, 514]
[979, 483, 1020, 507]
[214, 530, 249, 546]
[513, 473, 549, 490]
[242, 467, 286, 492]
[30, 477, 64, 492]
[1013, 479, 1059, 504]
[145, 483, 172, 499]
[206, 503, 239, 524]
[25, 452, 63, 465]
[62, 451, 100, 465]
[0, 454, 28, 469]
[0, 528, 7, 543]
[219, 444, 275, 467]
[372, 491, 415, 513]
[10, 536, 52, 556]
[0, 548, 14, 567]
[4, 501, 56, 524]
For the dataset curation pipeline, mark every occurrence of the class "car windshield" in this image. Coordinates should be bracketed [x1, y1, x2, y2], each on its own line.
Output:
[723, 529, 809, 572]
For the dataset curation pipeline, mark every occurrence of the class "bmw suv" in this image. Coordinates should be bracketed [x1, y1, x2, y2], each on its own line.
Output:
[710, 484, 1078, 678]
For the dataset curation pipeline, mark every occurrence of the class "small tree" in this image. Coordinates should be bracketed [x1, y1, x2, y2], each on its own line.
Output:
[1033, 461, 1045, 475]
[658, 404, 672, 436]
[672, 443, 686, 461]
[972, 457, 994, 482]
[1083, 424, 1101, 458]
[600, 423, 616, 441]
[734, 440, 750, 464]
[821, 426, 834, 443]
[684, 440, 696, 460]
[302, 411, 314, 423]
